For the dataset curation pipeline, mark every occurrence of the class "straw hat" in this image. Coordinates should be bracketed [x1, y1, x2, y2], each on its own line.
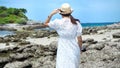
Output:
[60, 3, 73, 14]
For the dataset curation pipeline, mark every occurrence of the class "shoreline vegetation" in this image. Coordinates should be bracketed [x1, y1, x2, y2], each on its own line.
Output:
[0, 6, 120, 68]
[0, 6, 27, 24]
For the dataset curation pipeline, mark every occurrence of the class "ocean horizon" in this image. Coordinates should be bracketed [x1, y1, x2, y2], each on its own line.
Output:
[81, 22, 116, 27]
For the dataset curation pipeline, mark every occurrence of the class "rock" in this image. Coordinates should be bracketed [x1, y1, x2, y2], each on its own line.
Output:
[116, 44, 120, 51]
[0, 26, 17, 31]
[30, 30, 50, 38]
[94, 44, 105, 50]
[104, 61, 120, 68]
[86, 38, 94, 42]
[38, 56, 55, 64]
[0, 46, 19, 53]
[23, 47, 36, 53]
[80, 61, 105, 68]
[113, 32, 120, 38]
[11, 38, 21, 42]
[88, 29, 98, 34]
[86, 43, 105, 50]
[3, 37, 11, 42]
[102, 45, 119, 61]
[114, 39, 120, 42]
[81, 43, 89, 52]
[6, 42, 10, 46]
[42, 60, 55, 68]
[43, 52, 55, 56]
[16, 45, 35, 53]
[106, 42, 118, 47]
[4, 60, 32, 68]
[0, 37, 4, 43]
[81, 50, 104, 62]
[18, 40, 30, 45]
[84, 38, 98, 44]
[14, 31, 31, 39]
[49, 41, 58, 52]
[10, 53, 33, 61]
[0, 57, 12, 68]
[91, 41, 98, 44]
[30, 60, 43, 68]
[49, 30, 58, 37]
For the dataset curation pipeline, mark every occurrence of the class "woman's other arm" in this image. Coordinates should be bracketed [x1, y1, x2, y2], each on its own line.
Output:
[77, 36, 82, 51]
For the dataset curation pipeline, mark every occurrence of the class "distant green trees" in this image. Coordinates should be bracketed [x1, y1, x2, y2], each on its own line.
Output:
[0, 6, 28, 24]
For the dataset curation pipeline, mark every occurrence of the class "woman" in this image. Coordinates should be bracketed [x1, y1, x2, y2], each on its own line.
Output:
[43, 3, 82, 68]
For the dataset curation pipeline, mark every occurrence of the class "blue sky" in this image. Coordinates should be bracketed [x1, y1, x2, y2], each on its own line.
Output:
[0, 0, 120, 23]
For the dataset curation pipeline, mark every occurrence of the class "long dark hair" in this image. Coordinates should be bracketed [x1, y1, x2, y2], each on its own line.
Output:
[60, 13, 80, 25]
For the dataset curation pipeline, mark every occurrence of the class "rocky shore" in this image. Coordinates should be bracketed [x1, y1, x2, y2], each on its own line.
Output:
[0, 23, 120, 68]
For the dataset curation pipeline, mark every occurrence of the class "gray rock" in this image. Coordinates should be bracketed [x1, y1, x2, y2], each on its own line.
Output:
[86, 44, 105, 50]
[84, 38, 98, 44]
[0, 26, 17, 31]
[30, 60, 43, 68]
[43, 52, 55, 56]
[104, 61, 120, 68]
[0, 57, 12, 68]
[116, 43, 120, 51]
[0, 46, 19, 53]
[16, 45, 33, 53]
[106, 42, 118, 47]
[0, 37, 4, 43]
[81, 43, 90, 52]
[42, 60, 55, 68]
[102, 45, 119, 61]
[88, 29, 98, 34]
[10, 53, 33, 61]
[4, 60, 32, 68]
[38, 56, 55, 64]
[18, 40, 30, 45]
[81, 49, 107, 63]
[86, 38, 94, 42]
[49, 41, 58, 52]
[113, 32, 120, 38]
[80, 61, 105, 68]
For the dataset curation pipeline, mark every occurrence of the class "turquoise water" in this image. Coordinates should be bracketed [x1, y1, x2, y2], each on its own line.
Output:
[81, 22, 115, 27]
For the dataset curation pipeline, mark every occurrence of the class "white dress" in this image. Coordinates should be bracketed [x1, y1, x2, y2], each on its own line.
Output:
[48, 18, 82, 68]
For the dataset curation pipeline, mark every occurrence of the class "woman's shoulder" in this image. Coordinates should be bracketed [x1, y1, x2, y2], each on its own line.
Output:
[54, 18, 61, 21]
[52, 18, 61, 23]
[51, 18, 62, 25]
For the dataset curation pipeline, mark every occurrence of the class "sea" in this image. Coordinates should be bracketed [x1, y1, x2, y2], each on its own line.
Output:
[81, 22, 115, 27]
[0, 22, 117, 37]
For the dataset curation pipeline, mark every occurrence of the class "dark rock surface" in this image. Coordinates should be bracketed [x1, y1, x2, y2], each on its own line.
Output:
[0, 41, 57, 68]
[113, 32, 120, 38]
[0, 39, 120, 68]
[81, 41, 120, 68]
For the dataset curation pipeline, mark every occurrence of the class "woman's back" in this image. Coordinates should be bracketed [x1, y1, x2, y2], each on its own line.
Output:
[56, 18, 78, 39]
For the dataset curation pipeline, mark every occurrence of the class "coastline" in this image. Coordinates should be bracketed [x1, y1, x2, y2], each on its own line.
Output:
[0, 22, 120, 68]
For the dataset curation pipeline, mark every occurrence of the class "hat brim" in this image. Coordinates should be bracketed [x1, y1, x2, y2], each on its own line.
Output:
[59, 9, 73, 14]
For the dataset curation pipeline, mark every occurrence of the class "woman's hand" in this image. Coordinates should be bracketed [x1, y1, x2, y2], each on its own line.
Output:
[44, 9, 59, 27]
[50, 9, 59, 16]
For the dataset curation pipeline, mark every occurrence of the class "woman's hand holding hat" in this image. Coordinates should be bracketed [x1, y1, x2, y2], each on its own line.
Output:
[50, 9, 59, 16]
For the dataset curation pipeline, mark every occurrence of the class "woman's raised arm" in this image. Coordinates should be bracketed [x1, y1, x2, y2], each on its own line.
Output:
[43, 9, 60, 27]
